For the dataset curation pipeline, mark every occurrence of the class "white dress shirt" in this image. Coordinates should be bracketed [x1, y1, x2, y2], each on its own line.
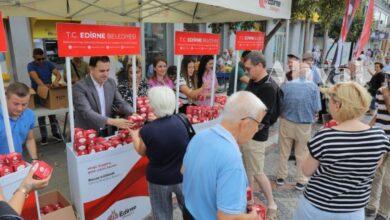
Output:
[91, 77, 106, 117]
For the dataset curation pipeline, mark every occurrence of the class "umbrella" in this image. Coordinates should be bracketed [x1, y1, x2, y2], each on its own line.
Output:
[0, 0, 291, 23]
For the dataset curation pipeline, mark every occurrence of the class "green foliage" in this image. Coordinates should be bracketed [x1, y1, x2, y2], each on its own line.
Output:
[317, 0, 344, 30]
[207, 21, 262, 33]
[291, 0, 318, 21]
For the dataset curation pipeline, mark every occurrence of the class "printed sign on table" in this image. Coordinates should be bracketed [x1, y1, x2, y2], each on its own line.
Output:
[67, 144, 150, 220]
[0, 12, 7, 52]
[235, 31, 265, 51]
[175, 31, 220, 55]
[57, 23, 140, 57]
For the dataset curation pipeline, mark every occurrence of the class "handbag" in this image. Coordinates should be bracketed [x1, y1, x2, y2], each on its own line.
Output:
[176, 113, 196, 140]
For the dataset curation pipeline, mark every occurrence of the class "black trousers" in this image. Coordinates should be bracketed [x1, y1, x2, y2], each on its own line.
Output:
[38, 115, 59, 138]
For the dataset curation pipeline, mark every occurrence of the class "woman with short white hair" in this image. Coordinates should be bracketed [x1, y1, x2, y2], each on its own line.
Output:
[129, 86, 189, 220]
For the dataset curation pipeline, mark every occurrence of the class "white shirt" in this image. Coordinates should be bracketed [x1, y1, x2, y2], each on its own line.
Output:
[91, 77, 106, 117]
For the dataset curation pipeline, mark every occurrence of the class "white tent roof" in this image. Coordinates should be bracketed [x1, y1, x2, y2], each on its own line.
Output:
[0, 0, 291, 22]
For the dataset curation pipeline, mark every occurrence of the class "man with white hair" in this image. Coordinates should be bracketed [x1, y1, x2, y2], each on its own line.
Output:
[182, 91, 267, 220]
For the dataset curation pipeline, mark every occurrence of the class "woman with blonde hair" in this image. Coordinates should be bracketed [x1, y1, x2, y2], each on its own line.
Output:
[293, 82, 390, 220]
[117, 58, 149, 107]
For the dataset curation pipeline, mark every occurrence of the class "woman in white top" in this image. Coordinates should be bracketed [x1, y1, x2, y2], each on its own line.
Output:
[175, 57, 204, 113]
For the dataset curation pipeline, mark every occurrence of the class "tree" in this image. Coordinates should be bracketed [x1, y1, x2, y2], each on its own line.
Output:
[316, 0, 344, 64]
[291, 0, 318, 52]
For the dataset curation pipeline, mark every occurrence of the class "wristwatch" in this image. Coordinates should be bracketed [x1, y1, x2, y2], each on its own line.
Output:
[14, 187, 29, 198]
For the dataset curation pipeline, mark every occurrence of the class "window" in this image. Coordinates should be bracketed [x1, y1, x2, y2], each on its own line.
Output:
[144, 23, 167, 78]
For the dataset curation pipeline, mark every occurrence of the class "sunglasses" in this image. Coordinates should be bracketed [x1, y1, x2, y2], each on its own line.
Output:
[241, 116, 265, 130]
[36, 57, 45, 61]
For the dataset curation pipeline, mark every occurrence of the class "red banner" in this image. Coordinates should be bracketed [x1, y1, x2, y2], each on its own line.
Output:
[175, 32, 220, 55]
[353, 0, 374, 58]
[0, 12, 7, 52]
[57, 23, 140, 57]
[235, 31, 265, 51]
[340, 0, 361, 42]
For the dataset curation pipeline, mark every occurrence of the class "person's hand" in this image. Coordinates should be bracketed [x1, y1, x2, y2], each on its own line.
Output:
[20, 165, 51, 193]
[147, 112, 157, 122]
[108, 118, 133, 129]
[128, 128, 140, 139]
[51, 81, 60, 88]
[248, 209, 260, 220]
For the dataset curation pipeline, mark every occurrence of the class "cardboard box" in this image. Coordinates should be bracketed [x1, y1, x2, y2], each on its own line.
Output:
[28, 88, 36, 109]
[38, 191, 76, 220]
[37, 85, 68, 109]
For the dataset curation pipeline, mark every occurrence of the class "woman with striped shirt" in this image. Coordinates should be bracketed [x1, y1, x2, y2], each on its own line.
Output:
[175, 57, 204, 113]
[293, 82, 390, 220]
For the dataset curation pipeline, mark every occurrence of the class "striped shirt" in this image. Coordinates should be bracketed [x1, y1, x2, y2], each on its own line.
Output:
[304, 127, 390, 213]
[174, 76, 191, 105]
[375, 89, 390, 136]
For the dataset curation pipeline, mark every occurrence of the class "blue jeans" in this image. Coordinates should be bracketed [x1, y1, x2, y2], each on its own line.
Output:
[148, 182, 185, 220]
[293, 197, 364, 220]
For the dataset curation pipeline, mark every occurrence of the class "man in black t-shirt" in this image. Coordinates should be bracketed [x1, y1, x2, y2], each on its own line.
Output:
[243, 51, 278, 219]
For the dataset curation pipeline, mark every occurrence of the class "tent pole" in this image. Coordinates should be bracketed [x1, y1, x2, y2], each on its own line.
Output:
[66, 57, 75, 144]
[175, 55, 182, 113]
[132, 55, 137, 111]
[0, 65, 15, 152]
[210, 55, 217, 106]
[233, 51, 239, 93]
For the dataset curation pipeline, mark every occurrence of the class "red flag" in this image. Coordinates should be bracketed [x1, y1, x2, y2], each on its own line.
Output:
[353, 0, 375, 58]
[333, 0, 361, 68]
[340, 0, 361, 42]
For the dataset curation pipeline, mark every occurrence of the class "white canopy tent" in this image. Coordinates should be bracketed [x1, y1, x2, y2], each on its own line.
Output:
[0, 0, 291, 22]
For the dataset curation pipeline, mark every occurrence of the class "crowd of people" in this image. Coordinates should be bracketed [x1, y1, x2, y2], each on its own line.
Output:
[1, 46, 390, 220]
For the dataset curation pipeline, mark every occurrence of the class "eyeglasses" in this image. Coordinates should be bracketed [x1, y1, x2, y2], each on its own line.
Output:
[36, 57, 45, 61]
[241, 116, 265, 130]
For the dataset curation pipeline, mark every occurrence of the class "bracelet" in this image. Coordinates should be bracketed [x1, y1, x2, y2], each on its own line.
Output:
[14, 187, 29, 198]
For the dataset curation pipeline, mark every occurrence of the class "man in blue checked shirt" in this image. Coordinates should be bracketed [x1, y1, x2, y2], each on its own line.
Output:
[275, 64, 321, 191]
